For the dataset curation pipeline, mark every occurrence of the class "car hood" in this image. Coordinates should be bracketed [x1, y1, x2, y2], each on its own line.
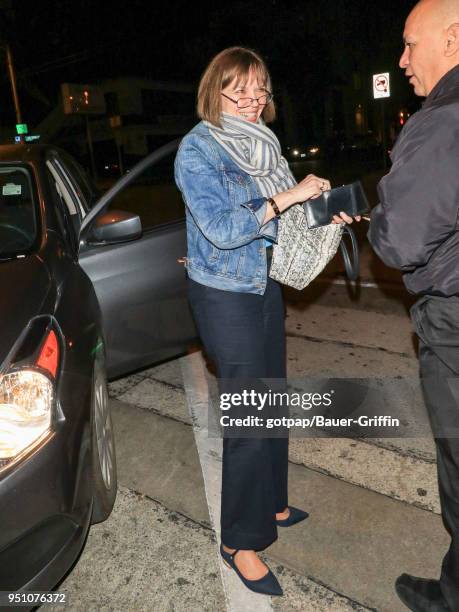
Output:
[0, 255, 52, 369]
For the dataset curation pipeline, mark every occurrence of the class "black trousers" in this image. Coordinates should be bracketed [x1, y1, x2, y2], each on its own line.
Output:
[411, 295, 459, 609]
[187, 265, 288, 550]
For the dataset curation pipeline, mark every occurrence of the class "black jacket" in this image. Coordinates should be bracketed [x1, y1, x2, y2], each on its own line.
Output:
[369, 65, 459, 296]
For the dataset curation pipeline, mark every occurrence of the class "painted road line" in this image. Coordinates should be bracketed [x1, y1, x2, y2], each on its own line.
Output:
[180, 351, 274, 612]
[315, 277, 403, 290]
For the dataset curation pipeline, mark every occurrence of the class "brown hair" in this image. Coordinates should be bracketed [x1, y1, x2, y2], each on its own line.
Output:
[197, 47, 276, 127]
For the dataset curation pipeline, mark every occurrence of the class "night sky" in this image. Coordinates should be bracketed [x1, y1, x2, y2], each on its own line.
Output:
[0, 0, 418, 128]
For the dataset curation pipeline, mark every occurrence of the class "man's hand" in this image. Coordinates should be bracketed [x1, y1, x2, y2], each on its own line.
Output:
[332, 213, 362, 224]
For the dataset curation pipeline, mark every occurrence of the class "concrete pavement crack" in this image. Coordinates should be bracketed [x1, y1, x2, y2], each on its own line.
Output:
[287, 459, 439, 515]
[111, 397, 191, 427]
[286, 331, 415, 359]
[145, 376, 185, 391]
[122, 484, 213, 532]
[357, 438, 435, 463]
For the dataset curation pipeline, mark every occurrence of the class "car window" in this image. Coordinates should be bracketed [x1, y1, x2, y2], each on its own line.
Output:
[46, 167, 79, 252]
[46, 161, 78, 216]
[48, 156, 86, 219]
[56, 153, 98, 213]
[105, 149, 184, 231]
[0, 165, 37, 257]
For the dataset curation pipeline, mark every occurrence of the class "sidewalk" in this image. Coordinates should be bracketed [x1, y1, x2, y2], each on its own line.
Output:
[48, 215, 446, 611]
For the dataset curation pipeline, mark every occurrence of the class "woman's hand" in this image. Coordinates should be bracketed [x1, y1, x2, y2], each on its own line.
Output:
[265, 175, 363, 224]
[290, 174, 331, 202]
[292, 176, 363, 224]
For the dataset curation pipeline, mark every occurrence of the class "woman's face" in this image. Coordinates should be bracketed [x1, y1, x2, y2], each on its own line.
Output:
[221, 68, 267, 123]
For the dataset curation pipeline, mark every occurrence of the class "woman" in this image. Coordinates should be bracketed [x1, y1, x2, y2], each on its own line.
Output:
[175, 47, 353, 596]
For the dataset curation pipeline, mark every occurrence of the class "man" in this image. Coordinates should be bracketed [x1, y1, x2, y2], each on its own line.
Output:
[369, 0, 459, 610]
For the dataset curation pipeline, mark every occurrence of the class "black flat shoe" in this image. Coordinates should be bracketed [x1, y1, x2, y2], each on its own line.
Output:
[220, 544, 283, 597]
[276, 506, 309, 527]
[395, 573, 450, 611]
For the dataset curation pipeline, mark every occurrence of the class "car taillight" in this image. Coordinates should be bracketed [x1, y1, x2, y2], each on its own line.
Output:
[36, 329, 59, 379]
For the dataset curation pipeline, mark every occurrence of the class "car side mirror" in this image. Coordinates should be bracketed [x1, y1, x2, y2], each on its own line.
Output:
[86, 209, 142, 245]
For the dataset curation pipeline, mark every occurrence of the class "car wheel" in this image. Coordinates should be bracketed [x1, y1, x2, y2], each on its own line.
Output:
[91, 356, 117, 524]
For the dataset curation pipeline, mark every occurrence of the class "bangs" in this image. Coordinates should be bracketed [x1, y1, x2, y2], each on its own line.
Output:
[222, 60, 270, 91]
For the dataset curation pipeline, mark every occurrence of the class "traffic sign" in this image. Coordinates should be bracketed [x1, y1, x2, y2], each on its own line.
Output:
[14, 134, 40, 144]
[16, 123, 28, 134]
[25, 135, 40, 143]
[373, 73, 390, 99]
[109, 115, 122, 128]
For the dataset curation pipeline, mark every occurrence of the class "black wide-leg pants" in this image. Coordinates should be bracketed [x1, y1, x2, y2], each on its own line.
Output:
[411, 295, 459, 609]
[187, 268, 288, 551]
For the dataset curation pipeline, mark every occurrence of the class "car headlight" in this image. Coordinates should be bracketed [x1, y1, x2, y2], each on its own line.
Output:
[293, 149, 299, 156]
[309, 147, 320, 154]
[0, 370, 54, 461]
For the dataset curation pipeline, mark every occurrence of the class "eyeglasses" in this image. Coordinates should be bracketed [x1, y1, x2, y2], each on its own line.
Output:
[221, 91, 274, 109]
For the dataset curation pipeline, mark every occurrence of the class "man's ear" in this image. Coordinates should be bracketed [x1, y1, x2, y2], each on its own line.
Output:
[445, 23, 459, 57]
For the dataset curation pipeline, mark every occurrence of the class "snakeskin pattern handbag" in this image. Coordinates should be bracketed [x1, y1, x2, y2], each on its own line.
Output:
[269, 203, 343, 290]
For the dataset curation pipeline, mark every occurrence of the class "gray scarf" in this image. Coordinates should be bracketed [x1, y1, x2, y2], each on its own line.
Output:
[205, 113, 343, 290]
[204, 112, 296, 198]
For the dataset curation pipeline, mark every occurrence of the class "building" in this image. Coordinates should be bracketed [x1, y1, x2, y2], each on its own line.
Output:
[36, 77, 197, 176]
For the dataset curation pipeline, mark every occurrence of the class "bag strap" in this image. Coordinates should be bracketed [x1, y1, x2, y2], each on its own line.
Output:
[339, 225, 360, 281]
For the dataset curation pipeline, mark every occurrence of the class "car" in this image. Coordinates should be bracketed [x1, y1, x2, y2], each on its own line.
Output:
[0, 141, 196, 600]
[335, 134, 384, 161]
[285, 144, 323, 162]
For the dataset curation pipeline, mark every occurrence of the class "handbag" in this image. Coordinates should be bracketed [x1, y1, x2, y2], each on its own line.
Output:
[269, 203, 343, 290]
[269, 182, 367, 290]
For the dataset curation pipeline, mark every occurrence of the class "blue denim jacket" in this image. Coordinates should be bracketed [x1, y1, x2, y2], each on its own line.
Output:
[174, 122, 278, 295]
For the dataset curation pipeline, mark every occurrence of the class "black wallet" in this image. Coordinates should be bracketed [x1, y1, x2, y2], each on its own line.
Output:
[303, 181, 370, 229]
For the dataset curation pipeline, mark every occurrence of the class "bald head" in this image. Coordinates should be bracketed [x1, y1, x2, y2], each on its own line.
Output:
[399, 0, 459, 95]
[421, 0, 459, 26]
[404, 0, 458, 44]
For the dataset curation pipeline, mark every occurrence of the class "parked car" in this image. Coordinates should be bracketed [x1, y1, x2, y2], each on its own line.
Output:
[335, 134, 384, 162]
[0, 141, 196, 598]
